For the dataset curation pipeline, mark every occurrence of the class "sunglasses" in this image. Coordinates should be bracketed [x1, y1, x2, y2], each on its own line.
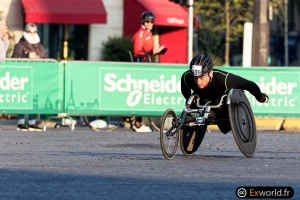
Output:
[145, 20, 154, 24]
[26, 30, 37, 33]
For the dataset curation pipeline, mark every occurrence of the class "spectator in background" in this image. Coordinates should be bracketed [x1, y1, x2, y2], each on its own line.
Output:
[0, 17, 9, 131]
[0, 17, 9, 59]
[12, 23, 47, 59]
[132, 11, 165, 63]
[132, 11, 166, 132]
[12, 23, 48, 131]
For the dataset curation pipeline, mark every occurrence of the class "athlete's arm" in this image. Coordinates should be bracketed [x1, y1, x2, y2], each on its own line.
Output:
[226, 73, 265, 102]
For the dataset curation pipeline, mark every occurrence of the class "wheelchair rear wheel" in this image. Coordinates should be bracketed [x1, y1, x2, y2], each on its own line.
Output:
[228, 89, 257, 157]
[180, 125, 207, 156]
[160, 109, 179, 160]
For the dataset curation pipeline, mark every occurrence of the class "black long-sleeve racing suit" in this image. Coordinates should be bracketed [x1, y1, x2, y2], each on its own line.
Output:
[181, 69, 265, 134]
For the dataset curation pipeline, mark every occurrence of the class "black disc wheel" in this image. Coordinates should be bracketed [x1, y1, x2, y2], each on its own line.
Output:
[160, 109, 179, 160]
[180, 125, 207, 156]
[83, 116, 123, 132]
[228, 89, 257, 157]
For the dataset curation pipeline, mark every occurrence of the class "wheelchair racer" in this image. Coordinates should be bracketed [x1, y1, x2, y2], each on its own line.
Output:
[181, 52, 269, 134]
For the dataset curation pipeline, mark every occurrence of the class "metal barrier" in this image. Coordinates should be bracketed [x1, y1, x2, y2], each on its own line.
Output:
[0, 59, 63, 114]
[0, 59, 72, 130]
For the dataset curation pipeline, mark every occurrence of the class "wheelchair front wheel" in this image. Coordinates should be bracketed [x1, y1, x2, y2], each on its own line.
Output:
[160, 109, 180, 160]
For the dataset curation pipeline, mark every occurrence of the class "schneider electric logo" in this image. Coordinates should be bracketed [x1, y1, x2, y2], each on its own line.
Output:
[246, 77, 298, 108]
[126, 89, 142, 107]
[104, 73, 184, 107]
[0, 69, 32, 108]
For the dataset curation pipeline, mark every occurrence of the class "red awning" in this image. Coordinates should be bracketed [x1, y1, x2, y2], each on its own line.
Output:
[135, 0, 188, 27]
[21, 0, 107, 24]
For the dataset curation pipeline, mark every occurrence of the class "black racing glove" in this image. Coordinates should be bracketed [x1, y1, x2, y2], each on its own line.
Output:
[260, 93, 269, 103]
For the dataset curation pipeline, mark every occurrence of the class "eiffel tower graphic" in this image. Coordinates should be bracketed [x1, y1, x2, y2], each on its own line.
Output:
[66, 80, 76, 111]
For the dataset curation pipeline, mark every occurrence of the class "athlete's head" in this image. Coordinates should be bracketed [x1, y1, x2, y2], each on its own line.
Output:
[141, 11, 155, 30]
[189, 52, 214, 88]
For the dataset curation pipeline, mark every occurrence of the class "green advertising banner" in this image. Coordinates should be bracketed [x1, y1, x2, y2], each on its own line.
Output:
[65, 62, 300, 117]
[0, 60, 64, 114]
[220, 67, 300, 117]
[2, 61, 298, 117]
[65, 62, 185, 116]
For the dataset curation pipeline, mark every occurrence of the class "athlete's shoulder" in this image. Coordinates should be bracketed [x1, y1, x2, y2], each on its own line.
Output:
[213, 68, 229, 76]
[182, 70, 191, 77]
[181, 70, 192, 88]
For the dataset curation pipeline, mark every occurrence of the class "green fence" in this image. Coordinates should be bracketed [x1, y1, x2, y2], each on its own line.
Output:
[0, 59, 64, 114]
[1, 60, 300, 117]
[65, 61, 300, 117]
[64, 61, 185, 116]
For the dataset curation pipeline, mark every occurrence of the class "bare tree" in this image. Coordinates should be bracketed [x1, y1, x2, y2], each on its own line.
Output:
[194, 0, 253, 65]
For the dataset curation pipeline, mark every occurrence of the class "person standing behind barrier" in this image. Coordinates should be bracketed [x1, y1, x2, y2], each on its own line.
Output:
[12, 23, 48, 131]
[0, 17, 10, 130]
[12, 23, 47, 59]
[132, 11, 165, 62]
[131, 11, 165, 132]
[0, 17, 9, 59]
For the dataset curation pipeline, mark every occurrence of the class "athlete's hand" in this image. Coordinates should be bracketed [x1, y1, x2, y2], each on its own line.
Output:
[260, 93, 269, 103]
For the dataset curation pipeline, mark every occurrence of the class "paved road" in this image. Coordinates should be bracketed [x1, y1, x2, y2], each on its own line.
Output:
[0, 127, 299, 199]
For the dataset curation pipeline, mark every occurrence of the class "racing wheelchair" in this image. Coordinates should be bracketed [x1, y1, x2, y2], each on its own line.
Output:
[160, 88, 257, 160]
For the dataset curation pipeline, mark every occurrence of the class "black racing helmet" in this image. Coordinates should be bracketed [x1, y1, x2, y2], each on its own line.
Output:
[189, 52, 214, 77]
[141, 11, 155, 23]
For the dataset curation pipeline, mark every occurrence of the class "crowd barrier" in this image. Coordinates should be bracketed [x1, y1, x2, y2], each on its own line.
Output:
[0, 59, 64, 114]
[1, 59, 300, 131]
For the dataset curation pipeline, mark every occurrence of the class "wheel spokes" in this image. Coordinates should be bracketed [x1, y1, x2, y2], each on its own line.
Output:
[160, 109, 179, 160]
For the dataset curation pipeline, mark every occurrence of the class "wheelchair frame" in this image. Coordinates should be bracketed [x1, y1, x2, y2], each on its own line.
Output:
[160, 88, 257, 160]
